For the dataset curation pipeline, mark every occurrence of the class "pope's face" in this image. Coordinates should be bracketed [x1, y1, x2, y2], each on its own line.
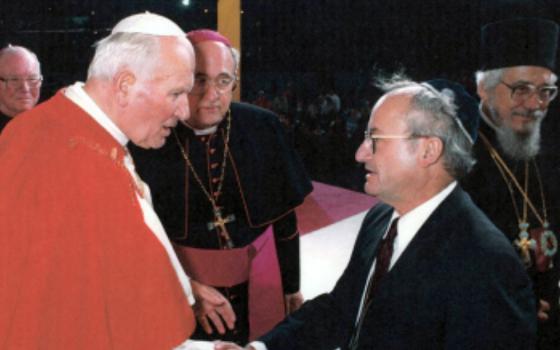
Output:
[127, 37, 195, 149]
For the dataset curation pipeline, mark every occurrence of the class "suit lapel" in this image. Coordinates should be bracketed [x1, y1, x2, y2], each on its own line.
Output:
[355, 206, 394, 282]
[372, 187, 466, 297]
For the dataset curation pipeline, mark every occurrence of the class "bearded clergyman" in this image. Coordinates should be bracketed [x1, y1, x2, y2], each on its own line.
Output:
[463, 17, 560, 349]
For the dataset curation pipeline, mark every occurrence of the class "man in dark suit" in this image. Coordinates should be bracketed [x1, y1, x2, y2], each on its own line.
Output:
[216, 78, 536, 350]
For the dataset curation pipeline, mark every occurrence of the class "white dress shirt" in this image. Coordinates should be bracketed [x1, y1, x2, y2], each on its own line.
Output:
[353, 181, 457, 327]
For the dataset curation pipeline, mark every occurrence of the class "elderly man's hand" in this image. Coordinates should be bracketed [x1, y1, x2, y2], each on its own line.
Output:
[190, 279, 236, 335]
[214, 342, 255, 350]
[284, 291, 304, 314]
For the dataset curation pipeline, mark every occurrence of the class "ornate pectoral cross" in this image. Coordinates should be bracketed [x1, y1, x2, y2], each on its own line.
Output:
[207, 207, 236, 249]
[514, 223, 536, 267]
[529, 222, 558, 272]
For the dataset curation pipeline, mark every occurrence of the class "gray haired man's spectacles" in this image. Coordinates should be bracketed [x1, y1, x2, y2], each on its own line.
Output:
[363, 130, 419, 153]
[499, 80, 558, 104]
[0, 76, 43, 89]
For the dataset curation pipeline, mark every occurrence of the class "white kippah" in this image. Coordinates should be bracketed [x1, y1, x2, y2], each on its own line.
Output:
[111, 12, 185, 37]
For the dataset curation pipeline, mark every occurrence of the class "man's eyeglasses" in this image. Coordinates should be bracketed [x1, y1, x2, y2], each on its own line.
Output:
[190, 74, 236, 95]
[499, 80, 558, 104]
[363, 130, 418, 153]
[0, 76, 43, 89]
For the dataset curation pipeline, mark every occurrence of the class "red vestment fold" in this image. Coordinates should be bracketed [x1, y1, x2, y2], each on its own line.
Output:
[0, 92, 195, 349]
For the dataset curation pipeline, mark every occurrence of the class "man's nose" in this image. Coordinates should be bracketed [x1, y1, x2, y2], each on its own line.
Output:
[355, 140, 372, 163]
[176, 95, 190, 121]
[523, 92, 546, 110]
[201, 83, 221, 101]
[18, 80, 33, 91]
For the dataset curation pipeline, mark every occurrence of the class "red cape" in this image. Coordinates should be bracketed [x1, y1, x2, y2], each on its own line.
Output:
[0, 92, 195, 349]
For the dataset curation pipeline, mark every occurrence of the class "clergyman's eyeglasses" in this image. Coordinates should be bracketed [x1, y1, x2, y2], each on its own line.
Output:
[499, 80, 558, 104]
[190, 74, 236, 95]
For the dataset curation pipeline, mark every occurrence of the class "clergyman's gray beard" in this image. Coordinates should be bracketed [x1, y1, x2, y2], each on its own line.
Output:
[492, 111, 543, 161]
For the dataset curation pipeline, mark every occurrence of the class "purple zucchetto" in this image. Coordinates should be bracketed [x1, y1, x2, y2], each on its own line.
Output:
[187, 29, 232, 47]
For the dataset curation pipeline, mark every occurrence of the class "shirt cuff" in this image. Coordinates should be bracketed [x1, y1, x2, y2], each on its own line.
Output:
[173, 339, 215, 349]
[249, 341, 268, 350]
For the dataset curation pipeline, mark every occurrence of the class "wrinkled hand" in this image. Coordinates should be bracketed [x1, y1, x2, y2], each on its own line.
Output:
[190, 279, 236, 335]
[537, 299, 550, 322]
[214, 341, 255, 350]
[284, 291, 304, 314]
[213, 341, 254, 350]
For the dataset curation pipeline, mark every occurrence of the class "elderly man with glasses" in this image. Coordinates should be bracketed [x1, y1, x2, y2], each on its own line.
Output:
[0, 45, 42, 132]
[462, 18, 560, 349]
[130, 29, 312, 345]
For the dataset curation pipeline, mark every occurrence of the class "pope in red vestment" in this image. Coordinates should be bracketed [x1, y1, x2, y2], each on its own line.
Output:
[0, 90, 196, 349]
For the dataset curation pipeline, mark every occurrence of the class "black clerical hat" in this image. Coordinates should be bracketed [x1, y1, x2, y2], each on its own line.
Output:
[480, 18, 559, 71]
[424, 79, 480, 144]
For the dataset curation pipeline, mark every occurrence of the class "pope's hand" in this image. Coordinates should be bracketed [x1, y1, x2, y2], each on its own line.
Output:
[214, 341, 254, 350]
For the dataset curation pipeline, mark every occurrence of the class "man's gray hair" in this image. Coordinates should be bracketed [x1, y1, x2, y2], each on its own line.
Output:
[474, 68, 505, 91]
[87, 32, 161, 80]
[378, 76, 476, 179]
[230, 46, 241, 77]
[0, 45, 41, 73]
[475, 67, 559, 91]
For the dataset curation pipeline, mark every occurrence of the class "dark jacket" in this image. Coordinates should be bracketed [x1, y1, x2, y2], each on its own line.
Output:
[261, 186, 536, 349]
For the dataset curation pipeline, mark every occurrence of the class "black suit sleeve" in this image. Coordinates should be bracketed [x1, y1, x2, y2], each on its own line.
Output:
[443, 241, 537, 349]
[261, 292, 352, 350]
[273, 211, 300, 294]
[260, 205, 390, 350]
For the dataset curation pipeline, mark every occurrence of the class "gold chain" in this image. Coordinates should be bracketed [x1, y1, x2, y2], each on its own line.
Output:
[172, 110, 232, 209]
[479, 131, 547, 225]
[533, 158, 548, 223]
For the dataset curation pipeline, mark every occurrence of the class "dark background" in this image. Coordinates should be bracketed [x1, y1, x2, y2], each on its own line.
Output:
[1, 0, 559, 188]
[2, 0, 559, 99]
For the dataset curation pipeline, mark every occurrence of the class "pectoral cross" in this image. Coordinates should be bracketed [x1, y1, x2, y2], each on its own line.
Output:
[515, 224, 536, 267]
[207, 208, 236, 249]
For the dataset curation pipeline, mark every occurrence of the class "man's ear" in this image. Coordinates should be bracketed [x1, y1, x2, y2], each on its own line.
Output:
[114, 70, 136, 107]
[419, 136, 444, 167]
[476, 82, 488, 103]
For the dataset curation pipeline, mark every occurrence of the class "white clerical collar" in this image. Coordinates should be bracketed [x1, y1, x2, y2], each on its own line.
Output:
[64, 82, 129, 146]
[182, 121, 218, 136]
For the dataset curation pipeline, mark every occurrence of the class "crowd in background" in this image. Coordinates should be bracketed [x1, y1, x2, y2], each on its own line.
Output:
[249, 77, 383, 191]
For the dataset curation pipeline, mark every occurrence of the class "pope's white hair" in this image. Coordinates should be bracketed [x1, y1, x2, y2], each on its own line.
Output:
[87, 32, 163, 80]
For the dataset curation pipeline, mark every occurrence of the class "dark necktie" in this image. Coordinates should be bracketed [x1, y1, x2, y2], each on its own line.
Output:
[348, 218, 399, 350]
